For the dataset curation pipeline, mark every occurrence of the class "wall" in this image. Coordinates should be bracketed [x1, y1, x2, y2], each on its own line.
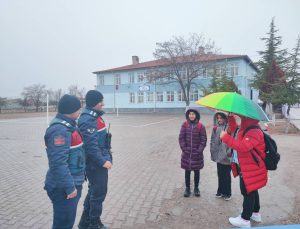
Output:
[95, 58, 258, 110]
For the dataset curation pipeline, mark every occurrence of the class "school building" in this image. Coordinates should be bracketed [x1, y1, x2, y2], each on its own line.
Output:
[93, 54, 258, 112]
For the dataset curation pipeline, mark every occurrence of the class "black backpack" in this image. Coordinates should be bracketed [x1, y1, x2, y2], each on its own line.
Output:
[243, 126, 280, 171]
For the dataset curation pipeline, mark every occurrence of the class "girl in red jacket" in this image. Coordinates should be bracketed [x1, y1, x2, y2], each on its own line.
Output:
[220, 113, 267, 228]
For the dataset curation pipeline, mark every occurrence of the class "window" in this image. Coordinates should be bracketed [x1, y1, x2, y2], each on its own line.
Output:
[207, 67, 214, 77]
[129, 93, 135, 103]
[230, 64, 239, 76]
[144, 72, 153, 82]
[147, 92, 154, 102]
[156, 92, 163, 102]
[190, 89, 198, 101]
[129, 73, 135, 84]
[166, 76, 173, 82]
[166, 91, 174, 102]
[180, 70, 187, 80]
[220, 64, 227, 76]
[138, 92, 144, 103]
[98, 75, 104, 85]
[114, 74, 121, 85]
[216, 64, 226, 76]
[158, 77, 164, 82]
[178, 90, 184, 102]
[137, 73, 144, 82]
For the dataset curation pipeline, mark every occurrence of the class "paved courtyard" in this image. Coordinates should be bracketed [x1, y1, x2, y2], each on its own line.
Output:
[0, 113, 299, 229]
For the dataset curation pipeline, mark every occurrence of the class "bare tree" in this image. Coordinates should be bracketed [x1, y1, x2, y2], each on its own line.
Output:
[148, 33, 218, 106]
[68, 85, 86, 105]
[0, 97, 7, 113]
[21, 84, 46, 112]
[47, 88, 63, 111]
[17, 98, 30, 112]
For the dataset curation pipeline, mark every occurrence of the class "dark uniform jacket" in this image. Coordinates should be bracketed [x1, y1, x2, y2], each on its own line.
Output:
[44, 113, 85, 195]
[78, 107, 112, 170]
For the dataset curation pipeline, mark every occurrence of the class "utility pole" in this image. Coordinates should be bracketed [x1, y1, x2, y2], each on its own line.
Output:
[46, 92, 49, 126]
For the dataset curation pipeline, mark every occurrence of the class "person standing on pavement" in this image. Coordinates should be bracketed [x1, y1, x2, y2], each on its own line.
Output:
[44, 94, 85, 229]
[78, 90, 112, 229]
[220, 113, 267, 228]
[179, 108, 207, 197]
[210, 112, 232, 201]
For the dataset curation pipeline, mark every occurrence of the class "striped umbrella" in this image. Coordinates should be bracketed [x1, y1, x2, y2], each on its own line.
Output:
[195, 92, 270, 122]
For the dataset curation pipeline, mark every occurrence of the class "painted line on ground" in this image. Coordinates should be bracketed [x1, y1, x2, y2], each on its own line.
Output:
[113, 117, 179, 128]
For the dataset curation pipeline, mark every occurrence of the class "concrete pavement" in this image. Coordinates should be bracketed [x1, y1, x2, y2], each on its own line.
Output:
[0, 113, 299, 228]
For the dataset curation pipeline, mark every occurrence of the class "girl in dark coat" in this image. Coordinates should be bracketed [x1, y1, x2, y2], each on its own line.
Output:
[179, 108, 207, 197]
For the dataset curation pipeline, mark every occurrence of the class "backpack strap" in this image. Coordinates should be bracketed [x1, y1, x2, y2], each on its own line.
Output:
[184, 121, 188, 128]
[184, 121, 202, 130]
[197, 122, 202, 130]
[213, 125, 218, 132]
[242, 125, 261, 137]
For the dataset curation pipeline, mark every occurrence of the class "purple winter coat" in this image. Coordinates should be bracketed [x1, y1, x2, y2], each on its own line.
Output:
[179, 109, 207, 171]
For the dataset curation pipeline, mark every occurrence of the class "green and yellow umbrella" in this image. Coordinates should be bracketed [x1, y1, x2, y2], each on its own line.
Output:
[195, 92, 270, 122]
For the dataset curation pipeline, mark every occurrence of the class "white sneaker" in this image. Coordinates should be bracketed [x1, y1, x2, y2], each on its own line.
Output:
[239, 210, 262, 223]
[229, 215, 251, 228]
[250, 212, 262, 223]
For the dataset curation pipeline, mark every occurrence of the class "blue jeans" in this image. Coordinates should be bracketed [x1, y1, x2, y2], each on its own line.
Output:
[46, 185, 82, 229]
[83, 166, 108, 219]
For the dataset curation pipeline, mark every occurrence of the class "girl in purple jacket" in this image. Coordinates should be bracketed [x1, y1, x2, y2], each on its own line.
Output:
[179, 108, 207, 197]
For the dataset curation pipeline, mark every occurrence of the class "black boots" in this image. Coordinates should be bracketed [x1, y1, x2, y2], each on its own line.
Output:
[184, 187, 191, 197]
[79, 214, 108, 229]
[194, 187, 200, 197]
[87, 218, 108, 229]
[78, 211, 90, 229]
[184, 187, 200, 197]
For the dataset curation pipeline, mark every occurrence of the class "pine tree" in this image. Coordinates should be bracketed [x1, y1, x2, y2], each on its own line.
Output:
[251, 18, 288, 111]
[202, 73, 240, 95]
[208, 74, 220, 93]
[285, 36, 300, 115]
[261, 60, 286, 111]
[218, 74, 240, 93]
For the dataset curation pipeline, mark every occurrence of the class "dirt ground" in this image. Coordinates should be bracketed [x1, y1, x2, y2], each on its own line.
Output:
[144, 121, 300, 229]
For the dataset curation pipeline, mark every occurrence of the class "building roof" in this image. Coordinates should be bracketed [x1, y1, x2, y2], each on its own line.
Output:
[93, 54, 258, 74]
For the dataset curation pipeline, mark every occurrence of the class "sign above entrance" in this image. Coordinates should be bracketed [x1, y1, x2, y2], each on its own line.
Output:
[139, 85, 150, 91]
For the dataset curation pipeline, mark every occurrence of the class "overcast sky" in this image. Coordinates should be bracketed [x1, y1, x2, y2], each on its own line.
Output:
[0, 0, 299, 98]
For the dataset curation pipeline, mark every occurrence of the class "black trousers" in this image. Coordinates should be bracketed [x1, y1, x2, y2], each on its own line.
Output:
[83, 166, 108, 220]
[217, 163, 232, 196]
[185, 170, 200, 188]
[240, 176, 260, 220]
[46, 185, 82, 229]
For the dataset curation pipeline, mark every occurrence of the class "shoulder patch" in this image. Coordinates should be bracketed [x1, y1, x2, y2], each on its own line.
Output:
[87, 128, 96, 134]
[54, 135, 65, 146]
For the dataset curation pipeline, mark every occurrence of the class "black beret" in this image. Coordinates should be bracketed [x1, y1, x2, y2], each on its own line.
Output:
[58, 94, 81, 114]
[85, 90, 104, 108]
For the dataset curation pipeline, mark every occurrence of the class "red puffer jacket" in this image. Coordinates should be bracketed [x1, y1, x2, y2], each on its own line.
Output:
[221, 115, 268, 193]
